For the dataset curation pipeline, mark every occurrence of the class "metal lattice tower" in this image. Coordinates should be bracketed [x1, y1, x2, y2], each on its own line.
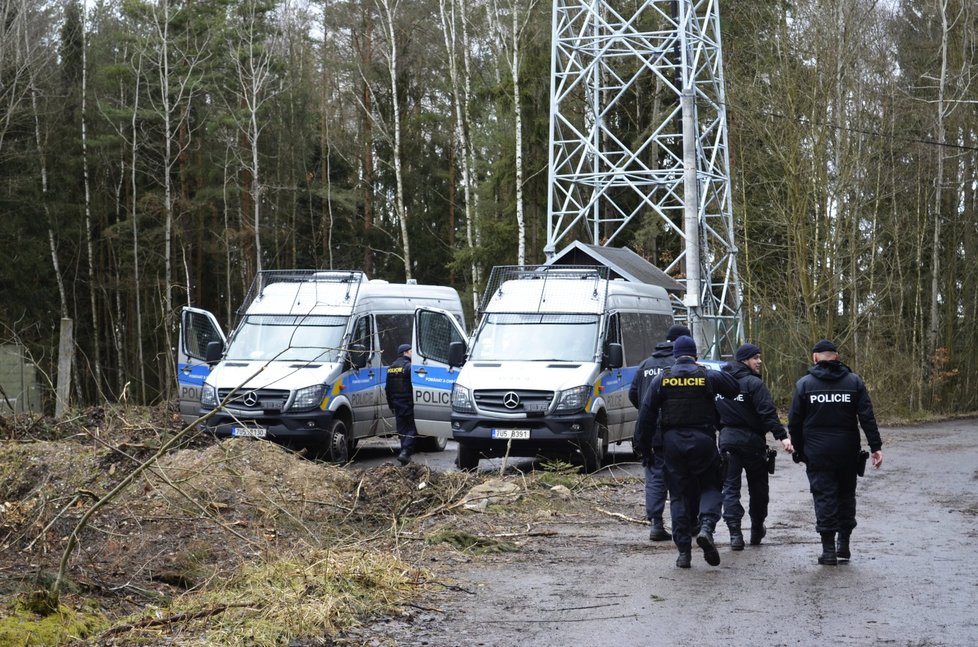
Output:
[543, 0, 743, 359]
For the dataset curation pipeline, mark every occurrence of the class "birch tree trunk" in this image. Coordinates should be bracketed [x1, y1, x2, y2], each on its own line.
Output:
[926, 0, 949, 361]
[376, 0, 412, 279]
[439, 0, 479, 309]
[491, 0, 538, 266]
[130, 52, 147, 402]
[80, 4, 104, 401]
[230, 0, 281, 275]
[460, 0, 483, 304]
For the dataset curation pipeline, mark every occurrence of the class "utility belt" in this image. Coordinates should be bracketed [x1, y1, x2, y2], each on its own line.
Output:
[665, 425, 715, 436]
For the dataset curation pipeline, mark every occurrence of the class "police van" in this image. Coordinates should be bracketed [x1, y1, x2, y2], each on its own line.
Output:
[177, 270, 467, 461]
[447, 265, 674, 471]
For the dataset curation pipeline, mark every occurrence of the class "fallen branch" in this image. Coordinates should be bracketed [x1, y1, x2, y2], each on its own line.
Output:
[98, 602, 254, 638]
[594, 507, 648, 525]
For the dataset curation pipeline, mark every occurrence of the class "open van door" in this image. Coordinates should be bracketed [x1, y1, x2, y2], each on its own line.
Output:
[412, 307, 467, 441]
[177, 307, 226, 425]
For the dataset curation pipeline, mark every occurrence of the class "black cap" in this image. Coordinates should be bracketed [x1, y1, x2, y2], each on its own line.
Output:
[735, 343, 762, 362]
[666, 324, 691, 342]
[811, 339, 837, 353]
[673, 335, 697, 358]
[397, 343, 412, 354]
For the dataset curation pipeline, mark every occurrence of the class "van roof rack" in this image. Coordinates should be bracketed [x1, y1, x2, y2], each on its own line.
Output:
[238, 269, 367, 314]
[480, 265, 609, 315]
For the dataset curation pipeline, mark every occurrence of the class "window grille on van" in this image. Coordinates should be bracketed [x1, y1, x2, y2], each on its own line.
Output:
[480, 265, 610, 316]
[473, 389, 554, 414]
[218, 388, 290, 411]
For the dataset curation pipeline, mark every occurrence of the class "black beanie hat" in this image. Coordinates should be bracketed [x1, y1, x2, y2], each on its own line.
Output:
[666, 324, 691, 342]
[811, 339, 837, 353]
[735, 343, 762, 362]
[672, 335, 697, 358]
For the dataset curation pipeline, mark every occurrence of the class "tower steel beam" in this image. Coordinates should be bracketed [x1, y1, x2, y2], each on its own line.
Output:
[544, 0, 743, 358]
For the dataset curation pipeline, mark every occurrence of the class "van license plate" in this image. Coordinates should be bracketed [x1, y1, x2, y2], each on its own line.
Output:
[492, 428, 530, 440]
[232, 426, 267, 438]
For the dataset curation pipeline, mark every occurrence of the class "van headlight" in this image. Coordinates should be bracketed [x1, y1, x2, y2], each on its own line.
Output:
[452, 384, 475, 413]
[201, 383, 217, 407]
[554, 385, 590, 413]
[290, 384, 327, 411]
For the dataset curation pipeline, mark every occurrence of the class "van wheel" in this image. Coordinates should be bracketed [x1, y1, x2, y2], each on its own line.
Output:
[416, 435, 448, 453]
[456, 442, 480, 471]
[579, 422, 607, 473]
[325, 419, 351, 464]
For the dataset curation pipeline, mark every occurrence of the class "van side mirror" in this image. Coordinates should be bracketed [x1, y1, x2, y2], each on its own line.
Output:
[604, 342, 623, 369]
[348, 343, 369, 370]
[448, 341, 466, 368]
[205, 340, 224, 364]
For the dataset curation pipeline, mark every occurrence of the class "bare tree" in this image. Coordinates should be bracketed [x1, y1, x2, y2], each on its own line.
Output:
[374, 0, 412, 279]
[489, 0, 540, 266]
[129, 0, 210, 395]
[439, 0, 482, 309]
[225, 0, 284, 275]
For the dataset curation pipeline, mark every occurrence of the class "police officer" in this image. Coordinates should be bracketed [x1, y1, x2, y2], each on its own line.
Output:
[629, 323, 691, 542]
[386, 343, 417, 465]
[635, 335, 739, 568]
[788, 339, 884, 565]
[716, 343, 793, 550]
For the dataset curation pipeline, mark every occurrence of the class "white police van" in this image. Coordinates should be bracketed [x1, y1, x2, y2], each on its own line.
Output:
[448, 266, 674, 471]
[177, 270, 466, 461]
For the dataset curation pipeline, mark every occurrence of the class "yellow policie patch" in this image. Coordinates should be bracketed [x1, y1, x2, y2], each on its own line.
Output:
[661, 377, 705, 387]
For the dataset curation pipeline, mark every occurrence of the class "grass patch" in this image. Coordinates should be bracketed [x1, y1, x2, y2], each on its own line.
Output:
[533, 460, 583, 489]
[99, 548, 424, 646]
[427, 529, 520, 554]
[0, 595, 107, 646]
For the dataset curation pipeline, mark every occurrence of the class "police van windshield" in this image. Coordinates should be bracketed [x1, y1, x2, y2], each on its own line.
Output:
[224, 315, 349, 362]
[469, 313, 599, 362]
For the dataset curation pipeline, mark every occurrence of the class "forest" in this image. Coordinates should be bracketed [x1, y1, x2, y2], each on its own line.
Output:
[0, 0, 976, 417]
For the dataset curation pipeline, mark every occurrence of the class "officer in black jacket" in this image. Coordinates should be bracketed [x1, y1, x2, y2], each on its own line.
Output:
[788, 339, 884, 565]
[386, 343, 417, 465]
[635, 335, 740, 568]
[716, 343, 793, 550]
[628, 323, 690, 542]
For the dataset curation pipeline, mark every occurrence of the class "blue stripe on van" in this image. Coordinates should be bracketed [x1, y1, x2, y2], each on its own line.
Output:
[178, 363, 210, 387]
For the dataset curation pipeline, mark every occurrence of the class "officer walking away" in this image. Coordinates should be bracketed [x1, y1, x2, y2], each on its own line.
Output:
[788, 339, 883, 565]
[716, 343, 793, 550]
[386, 343, 417, 465]
[629, 323, 691, 542]
[635, 335, 739, 568]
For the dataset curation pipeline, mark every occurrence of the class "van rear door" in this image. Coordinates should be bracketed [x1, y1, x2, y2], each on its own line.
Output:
[177, 307, 226, 425]
[412, 307, 467, 438]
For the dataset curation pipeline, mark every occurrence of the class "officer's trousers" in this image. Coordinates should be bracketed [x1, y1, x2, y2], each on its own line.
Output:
[644, 452, 668, 520]
[806, 466, 858, 534]
[663, 429, 723, 551]
[391, 401, 417, 453]
[721, 447, 769, 527]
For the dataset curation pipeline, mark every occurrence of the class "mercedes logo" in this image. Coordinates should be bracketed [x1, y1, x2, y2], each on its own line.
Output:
[242, 391, 259, 407]
[502, 391, 520, 409]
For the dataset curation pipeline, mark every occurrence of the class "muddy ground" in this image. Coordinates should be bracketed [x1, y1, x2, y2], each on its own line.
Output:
[343, 420, 978, 647]
[1, 410, 976, 646]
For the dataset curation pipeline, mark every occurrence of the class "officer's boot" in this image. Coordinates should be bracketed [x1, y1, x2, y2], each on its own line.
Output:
[696, 522, 721, 566]
[676, 550, 692, 569]
[397, 449, 411, 466]
[649, 517, 672, 542]
[728, 521, 745, 551]
[749, 520, 767, 546]
[817, 532, 838, 565]
[836, 531, 851, 560]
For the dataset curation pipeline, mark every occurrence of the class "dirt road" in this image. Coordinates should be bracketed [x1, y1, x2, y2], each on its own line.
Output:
[343, 420, 978, 646]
